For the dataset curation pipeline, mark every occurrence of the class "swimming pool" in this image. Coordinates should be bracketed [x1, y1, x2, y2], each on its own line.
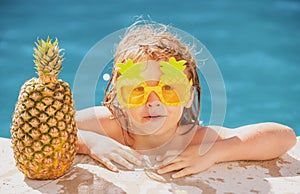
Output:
[1, 0, 299, 138]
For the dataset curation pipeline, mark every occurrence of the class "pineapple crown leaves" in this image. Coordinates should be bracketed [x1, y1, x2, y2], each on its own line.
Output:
[33, 36, 64, 77]
[116, 59, 144, 81]
[159, 57, 188, 81]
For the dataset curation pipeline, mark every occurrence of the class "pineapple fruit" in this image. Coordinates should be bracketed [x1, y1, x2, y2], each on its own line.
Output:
[10, 37, 77, 179]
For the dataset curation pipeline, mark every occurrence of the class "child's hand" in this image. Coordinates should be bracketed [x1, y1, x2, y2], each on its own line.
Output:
[155, 144, 218, 178]
[78, 130, 143, 172]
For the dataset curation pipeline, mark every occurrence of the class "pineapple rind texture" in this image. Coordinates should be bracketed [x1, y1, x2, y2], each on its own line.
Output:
[11, 77, 77, 179]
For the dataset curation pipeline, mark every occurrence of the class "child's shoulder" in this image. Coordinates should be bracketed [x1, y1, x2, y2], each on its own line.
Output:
[76, 106, 112, 121]
[96, 107, 126, 144]
[76, 106, 125, 143]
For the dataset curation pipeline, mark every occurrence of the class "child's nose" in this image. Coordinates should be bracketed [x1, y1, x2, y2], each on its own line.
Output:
[146, 91, 162, 107]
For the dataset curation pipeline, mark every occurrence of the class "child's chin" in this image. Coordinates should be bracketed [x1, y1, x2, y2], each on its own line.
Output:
[131, 120, 166, 135]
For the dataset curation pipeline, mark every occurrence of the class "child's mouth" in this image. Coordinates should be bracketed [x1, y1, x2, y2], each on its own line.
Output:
[144, 115, 165, 120]
[145, 115, 160, 118]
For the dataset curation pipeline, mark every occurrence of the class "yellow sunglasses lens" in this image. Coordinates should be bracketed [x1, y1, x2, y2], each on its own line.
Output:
[161, 85, 180, 104]
[121, 85, 144, 105]
[129, 86, 145, 104]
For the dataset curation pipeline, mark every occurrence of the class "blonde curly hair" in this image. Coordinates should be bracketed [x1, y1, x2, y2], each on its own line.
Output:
[103, 20, 201, 140]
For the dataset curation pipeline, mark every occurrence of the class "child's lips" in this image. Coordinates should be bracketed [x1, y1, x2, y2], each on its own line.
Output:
[143, 115, 166, 120]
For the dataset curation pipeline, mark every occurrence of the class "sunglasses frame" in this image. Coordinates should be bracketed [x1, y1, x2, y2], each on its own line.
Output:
[117, 80, 192, 108]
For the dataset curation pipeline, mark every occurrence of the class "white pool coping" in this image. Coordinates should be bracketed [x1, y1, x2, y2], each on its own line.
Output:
[1, 137, 299, 193]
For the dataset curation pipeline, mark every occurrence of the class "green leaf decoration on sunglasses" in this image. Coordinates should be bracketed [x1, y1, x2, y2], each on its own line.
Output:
[160, 57, 187, 71]
[117, 59, 135, 74]
[160, 57, 187, 80]
[117, 59, 144, 80]
[116, 57, 188, 84]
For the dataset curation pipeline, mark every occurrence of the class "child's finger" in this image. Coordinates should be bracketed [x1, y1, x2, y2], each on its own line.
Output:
[101, 157, 120, 172]
[121, 145, 146, 162]
[110, 152, 135, 170]
[156, 155, 182, 168]
[171, 167, 194, 178]
[115, 149, 142, 166]
[90, 153, 119, 172]
[157, 161, 187, 174]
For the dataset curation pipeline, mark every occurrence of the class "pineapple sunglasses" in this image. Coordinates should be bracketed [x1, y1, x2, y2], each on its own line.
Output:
[116, 57, 193, 108]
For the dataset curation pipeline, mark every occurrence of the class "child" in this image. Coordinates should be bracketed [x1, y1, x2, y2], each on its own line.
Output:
[76, 20, 296, 179]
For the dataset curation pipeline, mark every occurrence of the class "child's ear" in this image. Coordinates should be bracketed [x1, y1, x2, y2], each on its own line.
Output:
[184, 87, 194, 108]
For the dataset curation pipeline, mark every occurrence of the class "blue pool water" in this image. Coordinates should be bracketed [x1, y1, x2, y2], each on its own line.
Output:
[1, 0, 299, 138]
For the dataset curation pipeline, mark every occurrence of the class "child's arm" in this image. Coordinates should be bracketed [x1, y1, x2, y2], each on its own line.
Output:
[156, 122, 296, 178]
[75, 106, 111, 135]
[211, 122, 296, 160]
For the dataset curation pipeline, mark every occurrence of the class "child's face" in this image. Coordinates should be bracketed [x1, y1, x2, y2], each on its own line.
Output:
[121, 60, 189, 135]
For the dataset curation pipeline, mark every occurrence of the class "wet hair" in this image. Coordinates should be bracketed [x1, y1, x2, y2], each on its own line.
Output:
[103, 20, 201, 144]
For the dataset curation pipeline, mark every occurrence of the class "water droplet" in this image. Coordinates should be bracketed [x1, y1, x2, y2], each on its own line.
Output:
[103, 73, 110, 81]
